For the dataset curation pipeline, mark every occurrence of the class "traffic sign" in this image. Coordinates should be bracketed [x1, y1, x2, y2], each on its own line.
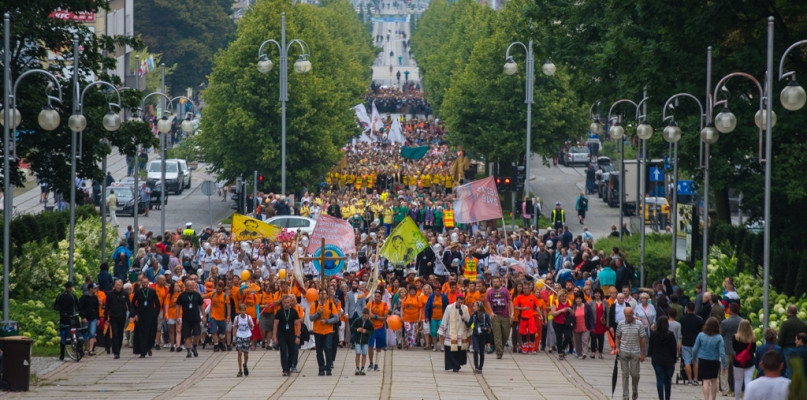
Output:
[649, 167, 663, 182]
[201, 180, 217, 196]
[677, 180, 694, 195]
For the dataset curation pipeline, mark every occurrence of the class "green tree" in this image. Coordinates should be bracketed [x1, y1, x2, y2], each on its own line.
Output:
[134, 0, 235, 96]
[411, 0, 494, 115]
[1, 1, 154, 195]
[439, 0, 585, 163]
[198, 0, 374, 192]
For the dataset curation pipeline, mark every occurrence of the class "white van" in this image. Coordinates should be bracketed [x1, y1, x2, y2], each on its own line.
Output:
[146, 159, 185, 194]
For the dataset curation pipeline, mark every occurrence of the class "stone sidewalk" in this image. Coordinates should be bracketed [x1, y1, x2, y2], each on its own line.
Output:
[11, 344, 709, 399]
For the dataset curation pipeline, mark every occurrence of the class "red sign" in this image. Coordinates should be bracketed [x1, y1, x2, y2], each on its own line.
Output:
[49, 10, 96, 23]
[306, 215, 356, 255]
[452, 176, 504, 223]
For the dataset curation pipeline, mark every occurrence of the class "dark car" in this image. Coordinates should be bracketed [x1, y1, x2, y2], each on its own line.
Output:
[104, 185, 146, 216]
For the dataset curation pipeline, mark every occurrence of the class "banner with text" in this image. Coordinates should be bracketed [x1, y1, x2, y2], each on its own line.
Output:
[452, 176, 503, 223]
[306, 214, 356, 254]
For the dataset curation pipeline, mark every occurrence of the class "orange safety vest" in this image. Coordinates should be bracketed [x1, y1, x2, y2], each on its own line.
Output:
[463, 257, 478, 282]
[444, 210, 455, 228]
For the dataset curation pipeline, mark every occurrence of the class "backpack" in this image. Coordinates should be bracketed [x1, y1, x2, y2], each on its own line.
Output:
[579, 197, 588, 210]
[735, 342, 753, 366]
[299, 323, 311, 343]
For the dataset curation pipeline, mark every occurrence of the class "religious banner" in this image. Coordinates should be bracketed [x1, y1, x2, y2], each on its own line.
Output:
[452, 176, 503, 223]
[379, 217, 428, 266]
[231, 213, 282, 241]
[305, 214, 356, 254]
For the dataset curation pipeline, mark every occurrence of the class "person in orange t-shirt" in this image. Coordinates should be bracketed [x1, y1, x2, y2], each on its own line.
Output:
[259, 282, 280, 348]
[446, 281, 460, 305]
[206, 279, 230, 352]
[366, 290, 389, 370]
[310, 288, 338, 375]
[465, 281, 480, 306]
[153, 275, 169, 349]
[164, 279, 184, 351]
[401, 285, 422, 350]
[531, 289, 547, 350]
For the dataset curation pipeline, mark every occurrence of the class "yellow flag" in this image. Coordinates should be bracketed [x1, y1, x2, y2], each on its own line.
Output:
[380, 216, 428, 267]
[231, 214, 282, 241]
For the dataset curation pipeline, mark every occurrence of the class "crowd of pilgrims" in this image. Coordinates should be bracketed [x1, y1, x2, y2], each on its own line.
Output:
[366, 85, 431, 117]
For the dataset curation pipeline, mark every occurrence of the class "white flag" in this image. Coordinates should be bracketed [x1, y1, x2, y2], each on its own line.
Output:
[387, 118, 406, 144]
[359, 129, 373, 143]
[371, 101, 383, 133]
[353, 104, 371, 128]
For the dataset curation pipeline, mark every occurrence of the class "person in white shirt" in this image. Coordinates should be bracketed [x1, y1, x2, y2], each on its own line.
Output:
[230, 251, 247, 278]
[200, 245, 217, 280]
[743, 350, 790, 400]
[216, 244, 231, 277]
[346, 253, 361, 274]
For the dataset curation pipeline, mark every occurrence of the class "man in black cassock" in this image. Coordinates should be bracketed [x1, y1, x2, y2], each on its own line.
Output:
[131, 276, 161, 358]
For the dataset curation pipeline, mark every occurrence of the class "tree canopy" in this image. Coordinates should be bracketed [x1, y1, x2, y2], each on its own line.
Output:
[412, 0, 586, 164]
[197, 0, 375, 192]
[134, 0, 235, 96]
[1, 1, 155, 195]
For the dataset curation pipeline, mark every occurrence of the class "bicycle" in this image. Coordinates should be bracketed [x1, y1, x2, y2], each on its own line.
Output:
[61, 317, 89, 362]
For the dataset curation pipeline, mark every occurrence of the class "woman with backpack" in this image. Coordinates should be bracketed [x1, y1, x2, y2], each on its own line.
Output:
[731, 320, 757, 400]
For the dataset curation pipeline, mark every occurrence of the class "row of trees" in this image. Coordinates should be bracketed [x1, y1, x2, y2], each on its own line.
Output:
[411, 0, 586, 166]
[1, 1, 156, 198]
[413, 0, 807, 294]
[198, 0, 376, 190]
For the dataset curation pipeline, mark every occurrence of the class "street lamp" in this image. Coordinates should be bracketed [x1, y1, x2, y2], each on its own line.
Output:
[503, 35, 554, 199]
[68, 77, 122, 281]
[257, 12, 312, 195]
[608, 95, 651, 286]
[589, 101, 603, 136]
[661, 94, 705, 278]
[3, 13, 64, 325]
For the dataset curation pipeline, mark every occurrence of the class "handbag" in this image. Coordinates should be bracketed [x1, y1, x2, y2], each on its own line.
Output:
[735, 342, 752, 365]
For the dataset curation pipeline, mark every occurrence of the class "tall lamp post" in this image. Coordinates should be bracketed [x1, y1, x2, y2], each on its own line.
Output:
[710, 17, 806, 329]
[660, 94, 705, 279]
[589, 101, 603, 137]
[504, 36, 555, 195]
[607, 96, 651, 233]
[67, 39, 123, 280]
[3, 13, 64, 324]
[257, 12, 312, 195]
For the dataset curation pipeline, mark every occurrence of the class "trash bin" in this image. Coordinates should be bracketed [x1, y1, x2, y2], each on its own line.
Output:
[0, 335, 33, 391]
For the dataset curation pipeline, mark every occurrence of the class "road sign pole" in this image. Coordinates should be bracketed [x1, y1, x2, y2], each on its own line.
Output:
[208, 195, 213, 228]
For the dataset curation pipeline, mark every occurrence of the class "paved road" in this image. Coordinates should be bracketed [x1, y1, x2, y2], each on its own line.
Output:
[529, 160, 634, 240]
[8, 146, 232, 239]
[18, 343, 706, 399]
[371, 15, 420, 89]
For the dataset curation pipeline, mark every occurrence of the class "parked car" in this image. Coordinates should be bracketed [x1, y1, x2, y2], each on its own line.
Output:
[146, 159, 184, 194]
[564, 146, 590, 166]
[641, 197, 671, 225]
[170, 159, 192, 189]
[597, 156, 614, 172]
[104, 185, 146, 216]
[265, 216, 317, 235]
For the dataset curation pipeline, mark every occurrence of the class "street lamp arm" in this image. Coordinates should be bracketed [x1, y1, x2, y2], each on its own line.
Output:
[286, 39, 311, 58]
[636, 96, 651, 122]
[139, 92, 172, 113]
[504, 41, 528, 60]
[258, 39, 282, 60]
[78, 81, 122, 113]
[712, 73, 766, 161]
[589, 100, 601, 120]
[661, 93, 704, 127]
[169, 96, 197, 111]
[711, 72, 764, 108]
[606, 99, 639, 123]
[11, 69, 64, 108]
[778, 39, 807, 81]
